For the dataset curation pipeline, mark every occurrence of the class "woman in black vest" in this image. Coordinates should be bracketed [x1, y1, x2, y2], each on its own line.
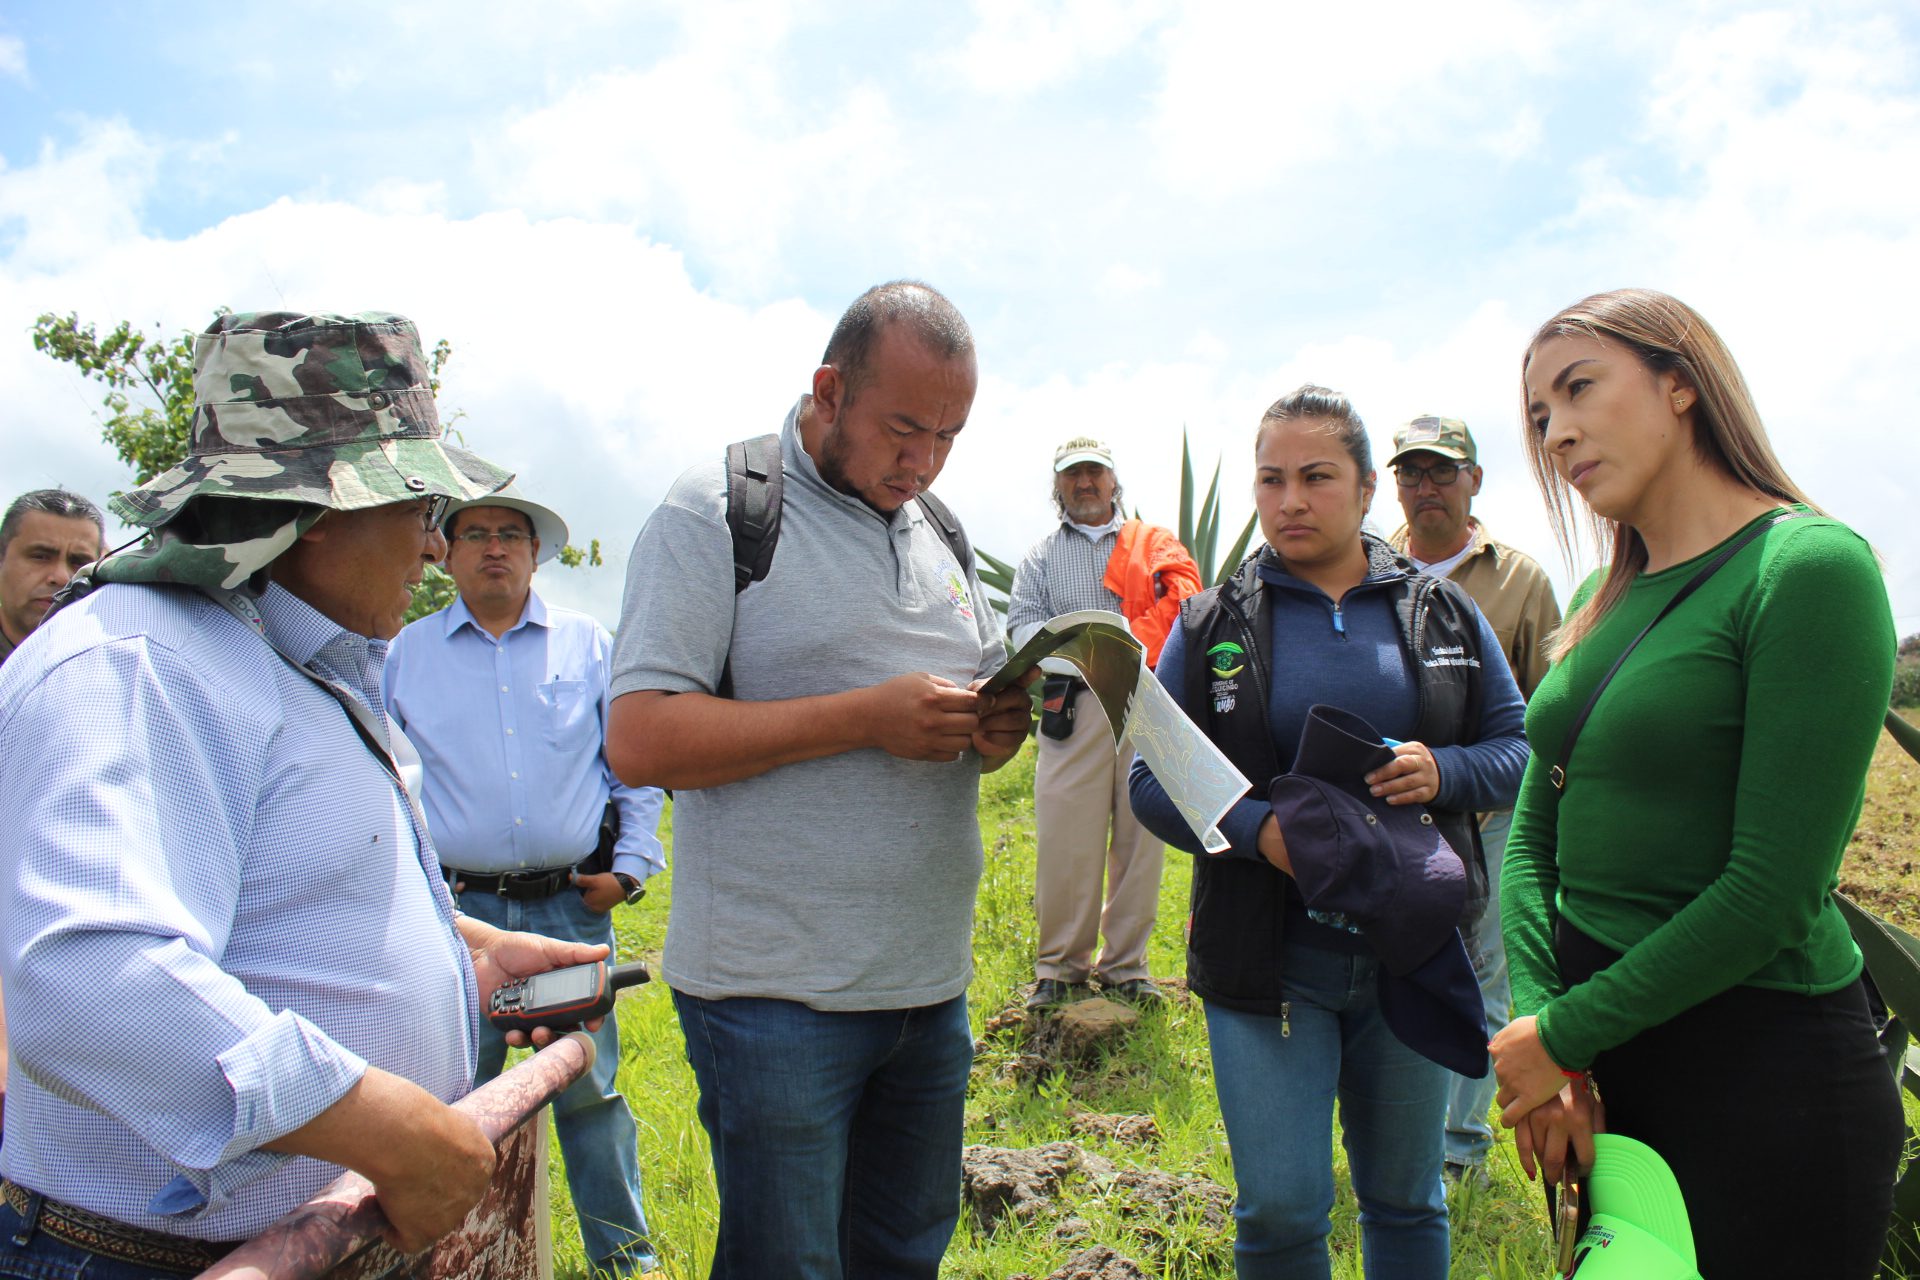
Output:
[1130, 385, 1527, 1279]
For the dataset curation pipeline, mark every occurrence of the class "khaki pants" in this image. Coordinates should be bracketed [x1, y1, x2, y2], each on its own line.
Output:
[1033, 695, 1164, 984]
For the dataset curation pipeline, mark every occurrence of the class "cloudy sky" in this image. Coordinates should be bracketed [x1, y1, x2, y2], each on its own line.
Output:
[2, 1, 1915, 634]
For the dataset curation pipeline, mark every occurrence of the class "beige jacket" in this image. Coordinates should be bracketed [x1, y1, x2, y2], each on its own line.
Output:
[1389, 519, 1561, 699]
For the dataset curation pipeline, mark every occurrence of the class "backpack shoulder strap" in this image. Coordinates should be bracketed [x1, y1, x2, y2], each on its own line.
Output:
[914, 490, 974, 579]
[724, 433, 784, 593]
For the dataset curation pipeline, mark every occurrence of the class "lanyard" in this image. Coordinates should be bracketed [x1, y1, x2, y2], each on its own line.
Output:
[201, 587, 433, 840]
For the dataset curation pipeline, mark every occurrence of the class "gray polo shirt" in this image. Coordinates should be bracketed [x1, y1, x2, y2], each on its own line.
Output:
[612, 399, 1005, 1010]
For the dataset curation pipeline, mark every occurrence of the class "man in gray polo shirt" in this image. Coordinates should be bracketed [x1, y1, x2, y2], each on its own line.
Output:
[607, 281, 1030, 1278]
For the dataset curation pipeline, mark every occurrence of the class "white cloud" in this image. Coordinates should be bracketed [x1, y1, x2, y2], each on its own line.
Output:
[1531, 6, 1920, 626]
[361, 179, 449, 217]
[0, 119, 160, 269]
[478, 70, 901, 291]
[0, 192, 832, 625]
[3, 3, 1917, 632]
[1147, 0, 1557, 198]
[947, 0, 1170, 97]
[0, 34, 27, 84]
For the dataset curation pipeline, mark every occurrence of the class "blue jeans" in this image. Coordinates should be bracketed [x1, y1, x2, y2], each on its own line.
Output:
[1205, 943, 1449, 1280]
[0, 1195, 222, 1280]
[1444, 810, 1513, 1169]
[457, 884, 655, 1274]
[672, 990, 973, 1280]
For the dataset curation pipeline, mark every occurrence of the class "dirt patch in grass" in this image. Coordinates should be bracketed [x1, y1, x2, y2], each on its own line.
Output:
[1841, 727, 1920, 930]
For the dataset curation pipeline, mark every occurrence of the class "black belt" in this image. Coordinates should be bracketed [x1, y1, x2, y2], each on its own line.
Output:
[3, 1179, 237, 1274]
[445, 864, 575, 900]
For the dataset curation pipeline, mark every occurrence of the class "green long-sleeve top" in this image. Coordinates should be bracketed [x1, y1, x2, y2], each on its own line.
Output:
[1503, 508, 1895, 1070]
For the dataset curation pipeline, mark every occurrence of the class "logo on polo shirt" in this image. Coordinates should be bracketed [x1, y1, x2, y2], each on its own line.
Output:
[943, 567, 975, 621]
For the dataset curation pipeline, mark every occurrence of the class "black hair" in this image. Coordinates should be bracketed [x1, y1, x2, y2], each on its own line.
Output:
[0, 488, 106, 557]
[821, 280, 974, 402]
[1257, 385, 1371, 472]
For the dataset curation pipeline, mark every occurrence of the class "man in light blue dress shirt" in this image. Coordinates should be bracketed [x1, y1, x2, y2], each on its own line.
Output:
[0, 311, 613, 1280]
[385, 486, 666, 1280]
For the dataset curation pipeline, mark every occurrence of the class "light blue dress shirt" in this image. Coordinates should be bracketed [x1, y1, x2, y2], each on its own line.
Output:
[383, 591, 665, 882]
[0, 583, 477, 1240]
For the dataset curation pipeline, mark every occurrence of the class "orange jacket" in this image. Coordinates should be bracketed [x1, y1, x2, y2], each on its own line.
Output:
[1103, 519, 1204, 669]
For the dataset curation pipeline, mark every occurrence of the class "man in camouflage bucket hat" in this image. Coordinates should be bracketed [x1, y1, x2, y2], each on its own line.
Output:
[83, 310, 513, 592]
[0, 310, 613, 1271]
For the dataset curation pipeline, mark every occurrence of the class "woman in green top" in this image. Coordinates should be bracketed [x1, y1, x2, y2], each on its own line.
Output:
[1489, 288, 1899, 1277]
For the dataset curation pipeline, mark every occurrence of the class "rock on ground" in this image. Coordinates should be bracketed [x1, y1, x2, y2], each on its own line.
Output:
[1026, 997, 1141, 1061]
[961, 1141, 1114, 1230]
[1106, 1168, 1234, 1232]
[1006, 1244, 1153, 1280]
[1069, 1111, 1160, 1146]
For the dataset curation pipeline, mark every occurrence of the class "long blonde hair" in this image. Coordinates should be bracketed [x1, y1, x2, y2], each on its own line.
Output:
[1521, 288, 1820, 659]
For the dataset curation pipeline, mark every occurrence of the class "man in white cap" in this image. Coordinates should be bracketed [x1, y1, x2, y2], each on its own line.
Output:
[384, 487, 665, 1279]
[1008, 437, 1202, 1010]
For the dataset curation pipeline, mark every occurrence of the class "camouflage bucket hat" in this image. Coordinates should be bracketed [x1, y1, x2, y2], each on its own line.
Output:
[84, 311, 513, 593]
[110, 310, 512, 528]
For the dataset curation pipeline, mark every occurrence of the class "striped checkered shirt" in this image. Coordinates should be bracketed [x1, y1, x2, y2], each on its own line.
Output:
[1006, 513, 1126, 648]
[0, 582, 477, 1240]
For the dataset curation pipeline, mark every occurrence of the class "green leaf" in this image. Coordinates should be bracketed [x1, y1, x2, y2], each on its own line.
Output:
[1217, 513, 1259, 584]
[1197, 458, 1224, 581]
[1836, 892, 1920, 1027]
[1886, 708, 1920, 765]
[1178, 426, 1196, 551]
[977, 547, 1017, 579]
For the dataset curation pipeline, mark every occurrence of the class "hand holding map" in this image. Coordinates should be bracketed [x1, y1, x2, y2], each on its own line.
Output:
[983, 610, 1249, 852]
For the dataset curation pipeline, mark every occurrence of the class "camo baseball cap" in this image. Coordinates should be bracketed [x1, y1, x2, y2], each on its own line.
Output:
[110, 310, 512, 528]
[1387, 415, 1477, 467]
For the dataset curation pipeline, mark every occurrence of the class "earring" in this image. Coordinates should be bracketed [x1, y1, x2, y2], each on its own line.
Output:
[1674, 395, 1689, 410]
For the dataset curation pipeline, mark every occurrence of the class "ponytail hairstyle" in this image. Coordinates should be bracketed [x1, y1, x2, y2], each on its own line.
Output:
[1257, 384, 1371, 473]
[1521, 289, 1819, 659]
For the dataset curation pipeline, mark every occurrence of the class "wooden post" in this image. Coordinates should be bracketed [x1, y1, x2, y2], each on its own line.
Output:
[197, 1032, 594, 1280]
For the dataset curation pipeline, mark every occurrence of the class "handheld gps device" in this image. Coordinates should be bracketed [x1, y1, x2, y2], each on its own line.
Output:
[486, 959, 652, 1034]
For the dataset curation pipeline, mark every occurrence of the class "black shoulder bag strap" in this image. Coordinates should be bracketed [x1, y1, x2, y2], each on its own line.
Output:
[1550, 509, 1811, 791]
[913, 490, 975, 579]
[725, 432, 976, 591]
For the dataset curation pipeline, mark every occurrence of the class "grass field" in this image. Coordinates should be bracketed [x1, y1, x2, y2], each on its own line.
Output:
[524, 723, 1920, 1278]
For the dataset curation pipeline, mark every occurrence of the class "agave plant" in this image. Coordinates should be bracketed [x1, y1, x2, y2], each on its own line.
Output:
[1178, 426, 1259, 585]
[975, 547, 1017, 617]
[1838, 706, 1920, 1272]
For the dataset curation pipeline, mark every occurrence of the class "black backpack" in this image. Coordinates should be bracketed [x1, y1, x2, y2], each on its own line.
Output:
[723, 433, 974, 590]
[717, 433, 975, 697]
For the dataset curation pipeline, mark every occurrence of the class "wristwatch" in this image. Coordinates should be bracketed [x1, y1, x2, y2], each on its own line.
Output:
[612, 872, 646, 905]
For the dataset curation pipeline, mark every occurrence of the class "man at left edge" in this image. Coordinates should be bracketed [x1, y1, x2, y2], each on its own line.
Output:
[0, 309, 609, 1278]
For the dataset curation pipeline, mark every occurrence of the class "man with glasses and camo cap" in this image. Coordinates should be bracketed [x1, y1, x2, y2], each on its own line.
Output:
[385, 485, 666, 1279]
[0, 311, 611, 1277]
[1385, 413, 1561, 1185]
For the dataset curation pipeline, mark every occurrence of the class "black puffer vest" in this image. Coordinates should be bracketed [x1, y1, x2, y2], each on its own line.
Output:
[1177, 536, 1488, 1015]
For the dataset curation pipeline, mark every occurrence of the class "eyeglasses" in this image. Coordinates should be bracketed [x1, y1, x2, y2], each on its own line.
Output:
[451, 527, 532, 548]
[419, 495, 452, 530]
[1393, 460, 1465, 488]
